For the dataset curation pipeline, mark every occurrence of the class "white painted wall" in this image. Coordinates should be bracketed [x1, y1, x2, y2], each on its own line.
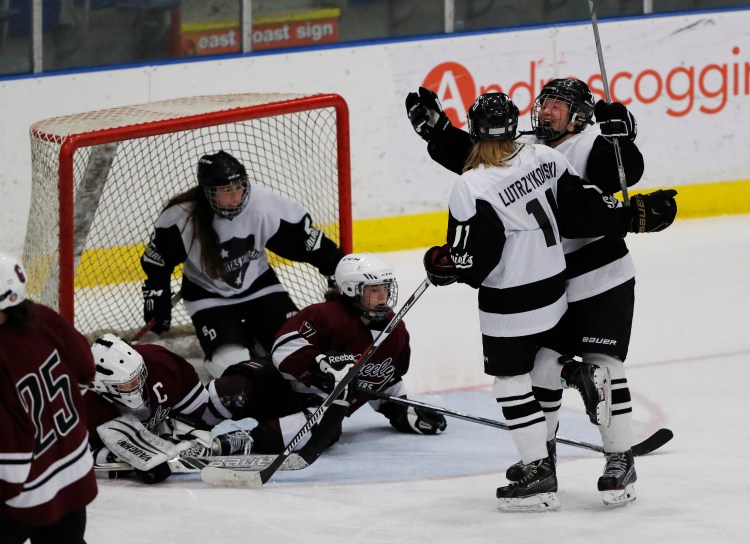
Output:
[1, 10, 748, 255]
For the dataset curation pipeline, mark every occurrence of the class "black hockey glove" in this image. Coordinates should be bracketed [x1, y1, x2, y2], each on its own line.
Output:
[386, 403, 447, 435]
[405, 87, 450, 142]
[423, 245, 459, 286]
[135, 461, 171, 485]
[314, 352, 359, 404]
[594, 100, 637, 142]
[627, 189, 678, 233]
[142, 285, 171, 334]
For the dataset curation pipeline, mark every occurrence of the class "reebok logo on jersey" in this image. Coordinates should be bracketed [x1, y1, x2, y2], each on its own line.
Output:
[582, 336, 617, 346]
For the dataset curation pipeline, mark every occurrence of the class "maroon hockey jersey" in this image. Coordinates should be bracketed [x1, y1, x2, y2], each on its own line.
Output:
[0, 304, 97, 526]
[272, 298, 411, 415]
[85, 343, 209, 448]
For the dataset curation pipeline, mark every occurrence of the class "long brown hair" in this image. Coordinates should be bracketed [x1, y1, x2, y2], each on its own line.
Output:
[164, 188, 225, 280]
[1, 299, 37, 328]
[463, 139, 520, 172]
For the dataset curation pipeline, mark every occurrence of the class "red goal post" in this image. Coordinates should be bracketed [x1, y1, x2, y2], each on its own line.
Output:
[24, 93, 351, 341]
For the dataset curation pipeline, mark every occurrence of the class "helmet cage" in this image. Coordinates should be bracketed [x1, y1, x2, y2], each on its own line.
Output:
[352, 279, 398, 320]
[99, 365, 148, 409]
[531, 80, 595, 143]
[203, 181, 250, 219]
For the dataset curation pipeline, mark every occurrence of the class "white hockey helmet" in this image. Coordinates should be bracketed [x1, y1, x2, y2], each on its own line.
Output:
[334, 253, 398, 320]
[90, 334, 148, 410]
[0, 251, 27, 311]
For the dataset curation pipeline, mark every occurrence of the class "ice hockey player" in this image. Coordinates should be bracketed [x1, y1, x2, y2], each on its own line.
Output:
[86, 334, 251, 484]
[140, 149, 344, 379]
[207, 253, 447, 455]
[407, 80, 669, 506]
[418, 92, 676, 511]
[0, 251, 98, 543]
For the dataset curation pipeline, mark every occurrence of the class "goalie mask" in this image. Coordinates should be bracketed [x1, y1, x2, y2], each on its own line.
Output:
[335, 253, 398, 321]
[467, 93, 519, 142]
[90, 334, 149, 410]
[0, 251, 27, 311]
[197, 150, 250, 219]
[531, 78, 595, 143]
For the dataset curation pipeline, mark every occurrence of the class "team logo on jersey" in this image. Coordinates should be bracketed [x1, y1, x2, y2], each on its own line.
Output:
[145, 404, 171, 433]
[451, 251, 473, 269]
[358, 356, 396, 386]
[220, 235, 260, 287]
[602, 194, 621, 209]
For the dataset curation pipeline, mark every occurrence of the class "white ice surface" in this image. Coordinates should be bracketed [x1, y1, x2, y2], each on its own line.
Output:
[86, 215, 750, 543]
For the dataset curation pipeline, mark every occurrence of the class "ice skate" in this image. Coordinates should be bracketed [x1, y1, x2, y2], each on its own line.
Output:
[598, 450, 637, 506]
[505, 439, 556, 482]
[497, 457, 559, 512]
[561, 358, 611, 426]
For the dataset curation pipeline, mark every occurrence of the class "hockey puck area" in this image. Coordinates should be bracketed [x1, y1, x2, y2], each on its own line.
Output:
[140, 388, 663, 488]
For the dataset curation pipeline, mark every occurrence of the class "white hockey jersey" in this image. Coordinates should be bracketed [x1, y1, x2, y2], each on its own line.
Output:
[447, 143, 626, 338]
[142, 185, 342, 315]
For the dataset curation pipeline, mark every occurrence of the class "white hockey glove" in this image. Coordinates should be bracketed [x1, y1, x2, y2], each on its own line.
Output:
[315, 352, 358, 404]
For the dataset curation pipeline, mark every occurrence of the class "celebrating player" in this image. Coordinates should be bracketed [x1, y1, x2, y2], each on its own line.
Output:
[419, 93, 676, 511]
[0, 251, 98, 543]
[141, 150, 345, 378]
[207, 252, 447, 455]
[85, 334, 249, 484]
[407, 80, 670, 506]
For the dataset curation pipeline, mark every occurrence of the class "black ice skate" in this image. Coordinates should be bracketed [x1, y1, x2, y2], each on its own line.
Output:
[505, 439, 557, 482]
[598, 450, 637, 506]
[560, 358, 611, 427]
[496, 457, 559, 512]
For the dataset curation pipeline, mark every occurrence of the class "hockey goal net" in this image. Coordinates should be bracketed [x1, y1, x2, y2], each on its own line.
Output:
[24, 93, 351, 347]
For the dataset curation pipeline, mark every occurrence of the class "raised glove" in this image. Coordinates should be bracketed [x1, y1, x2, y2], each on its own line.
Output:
[628, 189, 678, 233]
[387, 403, 447, 435]
[405, 87, 450, 142]
[314, 352, 359, 403]
[594, 100, 637, 142]
[423, 245, 459, 286]
[142, 285, 171, 334]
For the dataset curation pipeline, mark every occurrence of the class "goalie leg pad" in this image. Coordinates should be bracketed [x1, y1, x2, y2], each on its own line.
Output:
[96, 414, 180, 471]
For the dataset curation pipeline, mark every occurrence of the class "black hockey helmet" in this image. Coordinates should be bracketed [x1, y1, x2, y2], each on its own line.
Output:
[467, 93, 519, 141]
[531, 78, 595, 143]
[197, 150, 250, 219]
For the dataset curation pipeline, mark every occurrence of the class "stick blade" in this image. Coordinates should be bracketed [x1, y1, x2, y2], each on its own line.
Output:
[632, 428, 673, 457]
[200, 466, 264, 487]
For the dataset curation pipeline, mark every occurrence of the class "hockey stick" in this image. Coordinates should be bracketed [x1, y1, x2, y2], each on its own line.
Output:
[200, 278, 432, 487]
[360, 388, 673, 457]
[130, 291, 183, 343]
[588, 0, 630, 206]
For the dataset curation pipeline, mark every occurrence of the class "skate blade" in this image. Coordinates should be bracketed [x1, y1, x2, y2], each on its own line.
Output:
[601, 484, 636, 506]
[592, 367, 612, 427]
[497, 492, 560, 512]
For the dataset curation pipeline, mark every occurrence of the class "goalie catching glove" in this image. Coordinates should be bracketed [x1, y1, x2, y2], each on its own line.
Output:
[405, 87, 450, 142]
[383, 402, 447, 435]
[626, 189, 678, 233]
[314, 352, 359, 404]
